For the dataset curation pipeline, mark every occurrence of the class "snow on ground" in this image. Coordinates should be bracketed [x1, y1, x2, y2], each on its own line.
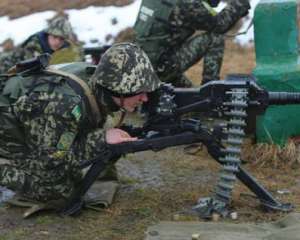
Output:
[0, 0, 259, 48]
[235, 0, 260, 46]
[0, 0, 142, 47]
[67, 0, 141, 46]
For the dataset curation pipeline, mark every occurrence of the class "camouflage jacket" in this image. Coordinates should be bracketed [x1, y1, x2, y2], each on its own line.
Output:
[170, 0, 250, 35]
[134, 0, 250, 63]
[0, 63, 117, 201]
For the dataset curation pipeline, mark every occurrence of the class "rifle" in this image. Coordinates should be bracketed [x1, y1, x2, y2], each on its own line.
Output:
[83, 45, 111, 64]
[63, 74, 300, 218]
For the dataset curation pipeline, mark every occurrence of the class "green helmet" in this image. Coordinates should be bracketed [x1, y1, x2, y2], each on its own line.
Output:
[92, 43, 161, 96]
[45, 16, 73, 40]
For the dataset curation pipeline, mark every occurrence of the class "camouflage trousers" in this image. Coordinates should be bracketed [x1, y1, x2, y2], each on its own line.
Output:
[156, 32, 224, 87]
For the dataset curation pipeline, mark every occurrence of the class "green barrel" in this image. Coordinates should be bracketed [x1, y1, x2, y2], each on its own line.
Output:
[253, 0, 300, 145]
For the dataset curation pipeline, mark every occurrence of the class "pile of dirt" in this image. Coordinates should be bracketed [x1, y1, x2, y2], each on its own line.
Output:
[114, 27, 136, 43]
[0, 0, 133, 19]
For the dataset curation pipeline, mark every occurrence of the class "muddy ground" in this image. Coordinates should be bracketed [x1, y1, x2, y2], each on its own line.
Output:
[0, 1, 300, 240]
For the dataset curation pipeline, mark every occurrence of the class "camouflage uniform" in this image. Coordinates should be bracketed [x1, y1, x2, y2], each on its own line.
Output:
[0, 43, 160, 202]
[0, 16, 81, 74]
[134, 0, 250, 86]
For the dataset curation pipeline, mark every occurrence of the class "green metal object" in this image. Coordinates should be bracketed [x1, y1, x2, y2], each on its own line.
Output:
[253, 0, 300, 145]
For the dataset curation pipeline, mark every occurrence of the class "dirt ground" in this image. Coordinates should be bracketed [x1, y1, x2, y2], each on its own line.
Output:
[0, 1, 300, 240]
[0, 38, 299, 240]
[0, 0, 133, 19]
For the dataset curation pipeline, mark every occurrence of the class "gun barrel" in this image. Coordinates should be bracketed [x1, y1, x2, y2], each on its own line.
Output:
[268, 92, 300, 105]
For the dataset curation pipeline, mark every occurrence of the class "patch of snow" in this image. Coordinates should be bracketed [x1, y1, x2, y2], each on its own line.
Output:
[67, 0, 142, 46]
[0, 11, 54, 45]
[235, 0, 260, 46]
[0, 0, 142, 47]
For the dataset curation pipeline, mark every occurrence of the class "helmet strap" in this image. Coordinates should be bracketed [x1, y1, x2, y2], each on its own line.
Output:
[115, 96, 126, 128]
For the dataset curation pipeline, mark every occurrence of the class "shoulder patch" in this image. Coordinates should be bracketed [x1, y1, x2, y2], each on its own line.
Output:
[71, 105, 82, 122]
[57, 131, 76, 151]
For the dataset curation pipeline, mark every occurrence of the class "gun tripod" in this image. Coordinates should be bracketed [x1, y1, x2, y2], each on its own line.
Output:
[175, 86, 294, 217]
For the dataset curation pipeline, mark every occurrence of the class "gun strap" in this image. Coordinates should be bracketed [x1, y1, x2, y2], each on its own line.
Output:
[45, 68, 102, 127]
[202, 1, 217, 16]
[225, 19, 254, 38]
[115, 96, 126, 128]
[62, 150, 115, 216]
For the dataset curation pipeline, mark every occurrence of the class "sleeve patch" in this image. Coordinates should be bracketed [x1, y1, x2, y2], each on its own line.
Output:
[57, 131, 76, 151]
[71, 105, 82, 122]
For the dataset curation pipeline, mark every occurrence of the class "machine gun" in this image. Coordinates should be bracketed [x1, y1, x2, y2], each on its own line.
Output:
[83, 45, 111, 64]
[118, 74, 300, 217]
[63, 74, 300, 217]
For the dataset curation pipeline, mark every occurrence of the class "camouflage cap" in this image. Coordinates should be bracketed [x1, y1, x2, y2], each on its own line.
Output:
[91, 43, 161, 96]
[45, 16, 73, 40]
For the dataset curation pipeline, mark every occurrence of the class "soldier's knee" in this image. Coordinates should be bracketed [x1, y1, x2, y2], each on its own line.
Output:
[208, 32, 225, 48]
[192, 32, 224, 49]
[0, 165, 26, 192]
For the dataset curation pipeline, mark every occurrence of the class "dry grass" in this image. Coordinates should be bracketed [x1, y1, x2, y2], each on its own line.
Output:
[186, 39, 256, 85]
[243, 139, 300, 169]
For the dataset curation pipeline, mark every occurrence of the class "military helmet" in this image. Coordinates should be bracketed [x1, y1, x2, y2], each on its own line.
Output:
[45, 16, 73, 40]
[92, 43, 161, 96]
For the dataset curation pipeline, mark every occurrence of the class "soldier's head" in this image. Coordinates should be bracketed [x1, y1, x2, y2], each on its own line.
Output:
[91, 43, 161, 112]
[45, 16, 73, 51]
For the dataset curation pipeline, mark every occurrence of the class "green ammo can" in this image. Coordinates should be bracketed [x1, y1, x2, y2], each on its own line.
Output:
[253, 0, 300, 145]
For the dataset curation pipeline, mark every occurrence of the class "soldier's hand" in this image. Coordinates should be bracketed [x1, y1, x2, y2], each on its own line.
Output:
[106, 128, 138, 144]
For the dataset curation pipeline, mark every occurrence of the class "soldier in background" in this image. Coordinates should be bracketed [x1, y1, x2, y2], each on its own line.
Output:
[0, 16, 82, 74]
[134, 0, 251, 87]
[0, 43, 160, 208]
[0, 38, 14, 53]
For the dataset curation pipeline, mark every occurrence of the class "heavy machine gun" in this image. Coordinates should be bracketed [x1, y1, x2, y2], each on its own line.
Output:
[63, 74, 300, 217]
[83, 45, 111, 64]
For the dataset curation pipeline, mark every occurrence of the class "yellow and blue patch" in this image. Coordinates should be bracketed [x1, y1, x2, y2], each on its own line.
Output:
[57, 131, 76, 151]
[71, 105, 82, 122]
